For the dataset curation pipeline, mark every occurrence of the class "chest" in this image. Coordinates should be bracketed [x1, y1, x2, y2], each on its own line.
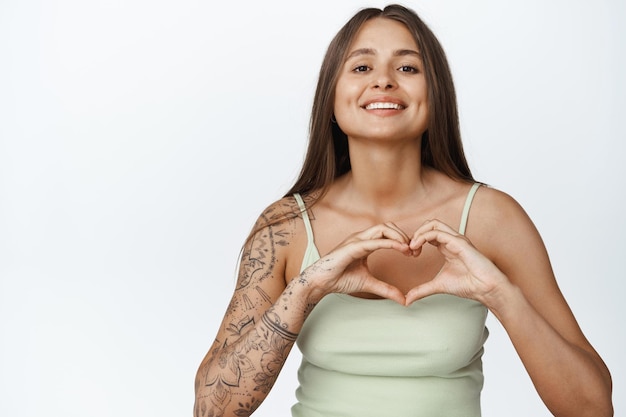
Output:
[313, 214, 459, 294]
[297, 293, 489, 377]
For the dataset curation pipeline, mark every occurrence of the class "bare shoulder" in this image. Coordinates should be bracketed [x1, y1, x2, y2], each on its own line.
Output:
[252, 195, 303, 231]
[468, 185, 547, 269]
[471, 185, 530, 224]
[239, 197, 298, 280]
[471, 185, 532, 228]
[243, 194, 311, 289]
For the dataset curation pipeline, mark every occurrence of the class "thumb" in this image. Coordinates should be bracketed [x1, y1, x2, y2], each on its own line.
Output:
[404, 281, 440, 306]
[359, 274, 406, 305]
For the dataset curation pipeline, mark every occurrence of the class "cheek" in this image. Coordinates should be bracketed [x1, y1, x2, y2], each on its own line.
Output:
[410, 85, 429, 117]
[335, 76, 361, 99]
[334, 84, 360, 117]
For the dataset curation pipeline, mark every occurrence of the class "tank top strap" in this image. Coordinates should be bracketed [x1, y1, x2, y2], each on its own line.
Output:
[293, 193, 321, 272]
[293, 193, 314, 241]
[458, 183, 481, 236]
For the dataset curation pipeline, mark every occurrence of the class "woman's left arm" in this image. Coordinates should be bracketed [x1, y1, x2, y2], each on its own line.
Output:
[406, 187, 613, 417]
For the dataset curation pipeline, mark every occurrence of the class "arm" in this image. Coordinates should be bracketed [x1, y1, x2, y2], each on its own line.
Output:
[193, 200, 305, 417]
[406, 188, 613, 417]
[194, 200, 410, 417]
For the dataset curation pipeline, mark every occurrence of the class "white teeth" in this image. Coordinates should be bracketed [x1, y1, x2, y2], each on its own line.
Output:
[365, 102, 404, 110]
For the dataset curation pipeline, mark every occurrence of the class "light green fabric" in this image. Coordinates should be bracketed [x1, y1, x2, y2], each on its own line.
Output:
[293, 193, 321, 269]
[291, 184, 487, 417]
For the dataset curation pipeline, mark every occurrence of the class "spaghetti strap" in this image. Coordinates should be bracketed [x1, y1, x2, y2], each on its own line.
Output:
[294, 193, 314, 242]
[459, 183, 481, 236]
[293, 193, 321, 272]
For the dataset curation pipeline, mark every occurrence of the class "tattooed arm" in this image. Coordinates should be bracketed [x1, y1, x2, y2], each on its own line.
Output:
[193, 198, 310, 417]
[194, 198, 412, 417]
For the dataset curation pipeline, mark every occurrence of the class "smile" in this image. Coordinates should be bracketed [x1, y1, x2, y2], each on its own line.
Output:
[364, 102, 405, 110]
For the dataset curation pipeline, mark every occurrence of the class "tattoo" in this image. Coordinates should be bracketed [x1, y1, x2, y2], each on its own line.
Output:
[236, 200, 299, 290]
[237, 227, 275, 290]
[242, 294, 254, 311]
[300, 257, 333, 283]
[303, 302, 316, 317]
[196, 197, 307, 416]
[254, 286, 271, 303]
[198, 315, 297, 414]
[226, 316, 255, 338]
[198, 309, 300, 413]
[196, 340, 233, 417]
[233, 398, 261, 416]
[251, 311, 297, 393]
[261, 310, 299, 342]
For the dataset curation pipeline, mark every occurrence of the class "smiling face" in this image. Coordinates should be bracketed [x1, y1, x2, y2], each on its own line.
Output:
[334, 17, 429, 143]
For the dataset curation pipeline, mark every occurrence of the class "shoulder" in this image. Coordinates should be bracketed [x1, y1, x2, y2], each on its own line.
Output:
[254, 195, 302, 227]
[252, 191, 321, 225]
[472, 184, 529, 223]
[469, 185, 546, 266]
[244, 194, 311, 285]
[246, 195, 305, 253]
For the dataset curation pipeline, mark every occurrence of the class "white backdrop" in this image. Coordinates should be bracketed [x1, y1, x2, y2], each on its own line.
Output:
[1, 0, 624, 416]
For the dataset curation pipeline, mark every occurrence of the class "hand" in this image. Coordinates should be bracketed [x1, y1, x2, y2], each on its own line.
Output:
[405, 219, 510, 305]
[301, 222, 411, 304]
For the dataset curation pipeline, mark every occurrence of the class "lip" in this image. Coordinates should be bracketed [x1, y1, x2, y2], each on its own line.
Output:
[361, 96, 407, 110]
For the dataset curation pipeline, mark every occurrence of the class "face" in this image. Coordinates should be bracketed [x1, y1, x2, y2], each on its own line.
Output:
[334, 18, 429, 143]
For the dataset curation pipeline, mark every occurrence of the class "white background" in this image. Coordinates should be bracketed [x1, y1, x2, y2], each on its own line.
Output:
[1, 0, 624, 416]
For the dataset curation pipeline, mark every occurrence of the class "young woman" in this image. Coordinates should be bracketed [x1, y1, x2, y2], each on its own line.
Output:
[194, 5, 613, 417]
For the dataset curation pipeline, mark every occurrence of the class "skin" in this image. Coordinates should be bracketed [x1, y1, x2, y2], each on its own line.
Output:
[194, 18, 613, 417]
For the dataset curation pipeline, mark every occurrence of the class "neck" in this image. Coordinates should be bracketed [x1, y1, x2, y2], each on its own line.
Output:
[336, 138, 429, 215]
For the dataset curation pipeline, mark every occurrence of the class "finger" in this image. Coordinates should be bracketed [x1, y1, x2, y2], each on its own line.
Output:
[410, 221, 464, 251]
[411, 229, 468, 259]
[404, 280, 442, 305]
[409, 220, 458, 255]
[410, 219, 458, 242]
[382, 221, 411, 241]
[351, 223, 411, 245]
[360, 276, 407, 305]
[338, 237, 411, 261]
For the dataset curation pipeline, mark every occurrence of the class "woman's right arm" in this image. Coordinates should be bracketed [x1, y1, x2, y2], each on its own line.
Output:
[193, 200, 307, 417]
[194, 199, 410, 417]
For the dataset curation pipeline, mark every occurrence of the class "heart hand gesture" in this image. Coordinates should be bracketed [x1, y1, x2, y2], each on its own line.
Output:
[301, 222, 411, 305]
[405, 220, 509, 306]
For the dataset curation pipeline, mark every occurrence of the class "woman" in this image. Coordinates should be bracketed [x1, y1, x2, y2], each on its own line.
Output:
[194, 5, 613, 417]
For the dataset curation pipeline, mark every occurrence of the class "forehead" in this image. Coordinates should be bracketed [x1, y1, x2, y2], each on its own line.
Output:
[348, 18, 418, 52]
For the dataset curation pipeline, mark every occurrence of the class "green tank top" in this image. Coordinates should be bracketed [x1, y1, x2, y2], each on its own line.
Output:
[291, 184, 488, 417]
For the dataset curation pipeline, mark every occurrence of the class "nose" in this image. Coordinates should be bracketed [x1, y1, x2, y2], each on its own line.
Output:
[372, 67, 397, 90]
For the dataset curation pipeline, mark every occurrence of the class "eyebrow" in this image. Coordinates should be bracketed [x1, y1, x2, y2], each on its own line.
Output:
[346, 48, 421, 59]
